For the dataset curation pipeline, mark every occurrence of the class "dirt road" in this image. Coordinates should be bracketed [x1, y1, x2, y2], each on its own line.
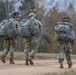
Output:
[0, 59, 76, 75]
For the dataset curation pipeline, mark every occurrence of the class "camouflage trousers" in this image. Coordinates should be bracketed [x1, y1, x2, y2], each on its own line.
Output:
[3, 39, 16, 60]
[24, 37, 39, 59]
[58, 41, 72, 65]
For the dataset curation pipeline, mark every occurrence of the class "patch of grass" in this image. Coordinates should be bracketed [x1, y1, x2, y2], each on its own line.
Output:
[44, 71, 76, 75]
[0, 51, 76, 60]
[0, 51, 58, 60]
[62, 71, 76, 75]
[35, 53, 58, 60]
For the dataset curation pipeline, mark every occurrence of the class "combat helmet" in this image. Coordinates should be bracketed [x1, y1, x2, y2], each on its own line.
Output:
[28, 12, 36, 18]
[62, 16, 71, 22]
[12, 11, 20, 18]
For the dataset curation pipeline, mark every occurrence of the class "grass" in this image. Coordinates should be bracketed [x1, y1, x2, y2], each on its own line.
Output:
[0, 51, 76, 60]
[0, 51, 59, 60]
[62, 71, 76, 75]
[44, 71, 76, 75]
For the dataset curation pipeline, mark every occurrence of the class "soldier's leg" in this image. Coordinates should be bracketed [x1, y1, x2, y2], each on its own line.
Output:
[9, 40, 15, 64]
[65, 43, 72, 68]
[24, 38, 31, 65]
[27, 45, 34, 65]
[28, 37, 39, 65]
[29, 37, 39, 58]
[58, 44, 65, 68]
[24, 45, 30, 65]
[1, 39, 10, 63]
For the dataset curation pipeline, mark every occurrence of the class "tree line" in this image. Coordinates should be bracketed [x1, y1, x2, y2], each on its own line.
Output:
[0, 0, 76, 53]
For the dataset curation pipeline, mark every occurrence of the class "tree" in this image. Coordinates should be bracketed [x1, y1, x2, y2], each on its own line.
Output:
[20, 0, 35, 19]
[0, 1, 6, 21]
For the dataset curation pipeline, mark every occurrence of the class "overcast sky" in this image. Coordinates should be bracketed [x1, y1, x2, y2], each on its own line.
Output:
[3, 0, 76, 16]
[38, 0, 76, 15]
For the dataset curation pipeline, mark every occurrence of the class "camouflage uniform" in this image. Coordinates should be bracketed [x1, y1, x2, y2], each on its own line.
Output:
[3, 38, 16, 63]
[24, 12, 42, 65]
[24, 36, 39, 59]
[1, 12, 20, 64]
[55, 16, 75, 68]
[58, 41, 72, 68]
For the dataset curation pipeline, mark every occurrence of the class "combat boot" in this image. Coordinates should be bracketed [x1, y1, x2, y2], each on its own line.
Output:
[68, 64, 72, 68]
[10, 59, 15, 64]
[1, 54, 6, 63]
[25, 59, 29, 65]
[28, 57, 34, 65]
[60, 62, 64, 68]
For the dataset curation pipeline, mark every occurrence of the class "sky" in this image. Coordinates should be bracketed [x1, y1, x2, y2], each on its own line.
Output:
[2, 0, 22, 12]
[38, 0, 76, 15]
[14, 1, 22, 12]
[3, 0, 76, 16]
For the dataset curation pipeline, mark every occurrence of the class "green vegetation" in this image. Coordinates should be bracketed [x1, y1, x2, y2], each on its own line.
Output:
[0, 51, 58, 60]
[62, 71, 76, 75]
[0, 51, 76, 60]
[44, 71, 76, 75]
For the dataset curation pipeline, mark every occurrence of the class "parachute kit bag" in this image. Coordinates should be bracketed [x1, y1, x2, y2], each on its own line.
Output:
[18, 17, 40, 38]
[0, 19, 18, 39]
[0, 20, 8, 37]
[54, 22, 75, 42]
[6, 19, 18, 39]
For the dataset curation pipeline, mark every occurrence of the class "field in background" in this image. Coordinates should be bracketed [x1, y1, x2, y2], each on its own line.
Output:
[0, 51, 76, 60]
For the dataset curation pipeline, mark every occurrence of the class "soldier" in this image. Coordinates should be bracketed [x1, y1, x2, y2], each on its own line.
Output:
[24, 12, 42, 65]
[54, 16, 75, 68]
[1, 11, 20, 64]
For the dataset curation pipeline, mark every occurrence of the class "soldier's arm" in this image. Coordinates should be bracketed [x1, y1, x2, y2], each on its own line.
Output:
[68, 23, 73, 30]
[15, 21, 19, 28]
[37, 20, 42, 29]
[69, 23, 75, 45]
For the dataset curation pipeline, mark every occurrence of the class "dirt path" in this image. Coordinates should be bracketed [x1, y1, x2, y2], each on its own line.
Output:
[0, 59, 76, 75]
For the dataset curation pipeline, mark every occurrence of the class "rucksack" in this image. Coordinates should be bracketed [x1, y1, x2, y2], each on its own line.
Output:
[6, 19, 18, 39]
[54, 22, 75, 42]
[0, 19, 18, 39]
[18, 17, 40, 38]
[0, 20, 8, 37]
